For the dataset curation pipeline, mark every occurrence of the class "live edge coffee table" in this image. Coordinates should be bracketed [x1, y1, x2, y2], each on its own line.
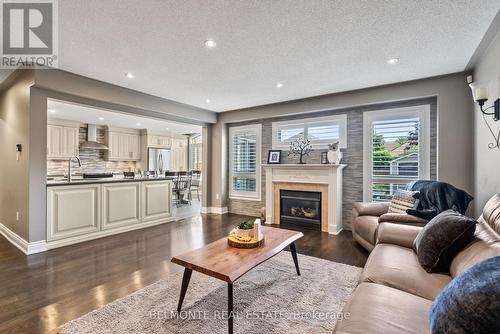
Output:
[171, 226, 304, 334]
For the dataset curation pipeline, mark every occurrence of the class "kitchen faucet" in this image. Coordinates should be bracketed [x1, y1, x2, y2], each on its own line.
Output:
[68, 156, 82, 182]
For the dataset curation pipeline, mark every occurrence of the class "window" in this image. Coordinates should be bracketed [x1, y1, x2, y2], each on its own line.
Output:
[272, 115, 347, 149]
[363, 105, 430, 202]
[229, 124, 262, 200]
[189, 134, 202, 171]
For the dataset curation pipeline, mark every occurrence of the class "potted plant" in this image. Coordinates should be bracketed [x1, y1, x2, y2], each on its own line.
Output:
[236, 221, 255, 239]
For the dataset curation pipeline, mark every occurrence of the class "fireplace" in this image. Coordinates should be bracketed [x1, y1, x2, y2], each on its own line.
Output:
[280, 190, 321, 230]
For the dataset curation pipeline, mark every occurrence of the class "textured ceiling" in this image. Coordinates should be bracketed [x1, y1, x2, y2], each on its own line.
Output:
[5, 1, 500, 112]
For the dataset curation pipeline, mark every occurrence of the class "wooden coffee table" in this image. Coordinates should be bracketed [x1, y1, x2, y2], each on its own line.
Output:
[171, 226, 304, 334]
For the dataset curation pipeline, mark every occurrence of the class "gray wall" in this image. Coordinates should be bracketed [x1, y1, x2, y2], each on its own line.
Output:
[473, 30, 500, 215]
[0, 71, 34, 240]
[228, 98, 437, 229]
[210, 73, 474, 218]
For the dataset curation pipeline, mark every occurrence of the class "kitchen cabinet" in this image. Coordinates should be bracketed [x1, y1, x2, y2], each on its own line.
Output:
[46, 180, 172, 248]
[47, 124, 79, 159]
[141, 181, 171, 222]
[147, 135, 172, 148]
[47, 184, 101, 241]
[105, 128, 141, 161]
[102, 182, 141, 230]
[170, 138, 188, 171]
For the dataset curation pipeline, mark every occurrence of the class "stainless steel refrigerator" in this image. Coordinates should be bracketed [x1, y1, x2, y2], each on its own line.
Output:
[148, 148, 171, 175]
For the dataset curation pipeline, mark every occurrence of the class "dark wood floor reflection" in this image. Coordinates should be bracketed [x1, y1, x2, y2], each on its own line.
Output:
[0, 214, 368, 333]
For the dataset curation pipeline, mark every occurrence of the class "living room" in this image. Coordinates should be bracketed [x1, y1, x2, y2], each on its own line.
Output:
[0, 1, 499, 333]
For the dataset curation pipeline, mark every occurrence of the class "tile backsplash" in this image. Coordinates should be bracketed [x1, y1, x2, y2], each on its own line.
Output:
[47, 126, 136, 176]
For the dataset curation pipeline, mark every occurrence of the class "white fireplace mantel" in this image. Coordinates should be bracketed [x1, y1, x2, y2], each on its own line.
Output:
[262, 163, 346, 234]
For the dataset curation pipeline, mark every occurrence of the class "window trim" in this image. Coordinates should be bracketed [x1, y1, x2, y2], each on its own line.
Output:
[272, 114, 347, 149]
[229, 124, 262, 201]
[363, 105, 431, 202]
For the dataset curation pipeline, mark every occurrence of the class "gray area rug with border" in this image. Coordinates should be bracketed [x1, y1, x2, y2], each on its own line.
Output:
[58, 252, 362, 334]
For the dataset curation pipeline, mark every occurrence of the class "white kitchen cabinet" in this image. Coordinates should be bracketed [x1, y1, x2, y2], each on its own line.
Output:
[47, 184, 101, 241]
[141, 181, 171, 222]
[170, 138, 188, 171]
[47, 124, 79, 159]
[102, 182, 140, 230]
[147, 135, 172, 148]
[105, 129, 141, 161]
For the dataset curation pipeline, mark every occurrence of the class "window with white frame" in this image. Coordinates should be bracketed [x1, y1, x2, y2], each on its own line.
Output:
[272, 114, 347, 149]
[189, 134, 202, 171]
[229, 124, 262, 200]
[363, 105, 431, 202]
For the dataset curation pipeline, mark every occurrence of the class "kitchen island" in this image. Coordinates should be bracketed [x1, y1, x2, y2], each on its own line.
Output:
[46, 176, 173, 248]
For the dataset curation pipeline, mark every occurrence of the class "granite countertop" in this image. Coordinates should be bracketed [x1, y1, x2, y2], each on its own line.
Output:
[46, 176, 175, 187]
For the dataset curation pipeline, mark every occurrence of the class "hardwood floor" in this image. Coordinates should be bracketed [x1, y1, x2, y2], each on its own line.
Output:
[0, 213, 368, 334]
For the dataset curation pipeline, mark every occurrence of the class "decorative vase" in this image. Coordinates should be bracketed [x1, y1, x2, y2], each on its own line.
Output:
[327, 150, 342, 164]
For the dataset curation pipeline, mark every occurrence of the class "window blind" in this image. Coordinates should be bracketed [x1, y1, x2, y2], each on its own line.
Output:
[229, 125, 261, 198]
[370, 117, 421, 201]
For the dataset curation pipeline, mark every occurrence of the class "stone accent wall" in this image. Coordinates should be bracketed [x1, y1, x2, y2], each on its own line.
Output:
[47, 126, 136, 176]
[228, 98, 437, 230]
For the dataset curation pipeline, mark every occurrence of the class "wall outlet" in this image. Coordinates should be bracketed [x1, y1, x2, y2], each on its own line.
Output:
[16, 212, 19, 221]
[216, 193, 220, 200]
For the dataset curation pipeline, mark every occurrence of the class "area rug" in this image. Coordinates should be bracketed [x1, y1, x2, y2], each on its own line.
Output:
[58, 252, 362, 334]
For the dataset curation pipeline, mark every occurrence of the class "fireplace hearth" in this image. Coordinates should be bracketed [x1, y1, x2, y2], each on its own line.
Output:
[280, 190, 321, 230]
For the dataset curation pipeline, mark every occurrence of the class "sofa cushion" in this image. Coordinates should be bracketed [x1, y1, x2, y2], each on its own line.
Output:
[413, 210, 477, 273]
[360, 244, 451, 300]
[430, 256, 500, 334]
[335, 283, 432, 334]
[387, 190, 419, 214]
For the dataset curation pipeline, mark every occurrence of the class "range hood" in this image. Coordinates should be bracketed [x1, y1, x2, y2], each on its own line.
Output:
[80, 124, 109, 150]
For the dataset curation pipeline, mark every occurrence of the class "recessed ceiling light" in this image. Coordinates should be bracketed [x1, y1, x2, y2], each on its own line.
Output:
[276, 82, 284, 88]
[205, 98, 211, 104]
[387, 58, 399, 64]
[125, 72, 135, 79]
[48, 109, 56, 113]
[165, 127, 170, 130]
[98, 117, 104, 121]
[136, 122, 141, 126]
[204, 40, 216, 48]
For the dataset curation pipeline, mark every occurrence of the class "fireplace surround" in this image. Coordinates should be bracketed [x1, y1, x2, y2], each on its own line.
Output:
[263, 164, 346, 234]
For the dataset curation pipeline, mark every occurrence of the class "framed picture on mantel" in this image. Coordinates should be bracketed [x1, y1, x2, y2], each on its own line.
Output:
[267, 150, 282, 164]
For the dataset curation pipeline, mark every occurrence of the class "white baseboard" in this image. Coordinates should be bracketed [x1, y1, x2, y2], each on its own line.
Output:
[201, 206, 229, 214]
[0, 223, 47, 255]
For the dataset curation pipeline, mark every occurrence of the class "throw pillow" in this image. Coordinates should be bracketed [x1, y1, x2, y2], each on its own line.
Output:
[387, 190, 419, 214]
[413, 210, 477, 273]
[429, 256, 500, 334]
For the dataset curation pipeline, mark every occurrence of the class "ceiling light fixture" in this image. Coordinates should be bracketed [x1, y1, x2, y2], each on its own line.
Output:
[387, 58, 400, 65]
[98, 117, 104, 121]
[205, 98, 211, 104]
[136, 122, 141, 126]
[204, 40, 216, 48]
[276, 82, 284, 88]
[48, 109, 56, 113]
[125, 72, 135, 79]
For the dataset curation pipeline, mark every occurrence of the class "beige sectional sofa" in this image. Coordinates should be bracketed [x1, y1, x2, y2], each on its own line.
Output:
[335, 194, 500, 334]
[351, 201, 428, 252]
